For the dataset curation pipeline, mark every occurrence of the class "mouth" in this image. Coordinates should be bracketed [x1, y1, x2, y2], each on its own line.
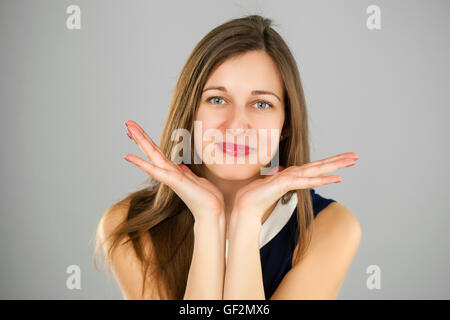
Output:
[215, 142, 256, 157]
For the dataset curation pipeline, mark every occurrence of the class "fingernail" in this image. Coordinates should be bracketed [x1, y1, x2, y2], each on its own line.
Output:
[345, 163, 355, 167]
[345, 159, 355, 167]
[126, 128, 133, 140]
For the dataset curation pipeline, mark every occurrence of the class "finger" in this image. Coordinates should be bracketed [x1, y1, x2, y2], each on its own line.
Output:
[178, 164, 191, 173]
[295, 156, 356, 178]
[276, 165, 285, 173]
[177, 164, 199, 182]
[124, 153, 173, 185]
[126, 120, 162, 152]
[178, 163, 200, 177]
[126, 121, 171, 169]
[265, 165, 285, 176]
[302, 152, 359, 169]
[281, 174, 342, 192]
[126, 120, 160, 149]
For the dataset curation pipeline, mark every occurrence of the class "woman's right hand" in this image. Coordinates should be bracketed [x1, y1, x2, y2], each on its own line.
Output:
[123, 120, 225, 223]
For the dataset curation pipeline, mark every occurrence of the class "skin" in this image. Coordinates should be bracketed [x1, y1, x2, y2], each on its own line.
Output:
[194, 50, 288, 238]
[121, 50, 361, 299]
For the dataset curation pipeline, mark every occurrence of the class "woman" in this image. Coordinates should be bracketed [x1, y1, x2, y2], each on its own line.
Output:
[94, 14, 361, 300]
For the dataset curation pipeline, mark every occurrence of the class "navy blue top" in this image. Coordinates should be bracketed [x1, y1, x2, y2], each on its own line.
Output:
[259, 188, 336, 299]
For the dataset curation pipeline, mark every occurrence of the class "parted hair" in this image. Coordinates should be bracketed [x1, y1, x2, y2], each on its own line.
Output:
[93, 14, 316, 299]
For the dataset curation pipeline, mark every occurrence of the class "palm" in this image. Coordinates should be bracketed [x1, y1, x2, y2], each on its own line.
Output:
[234, 173, 281, 219]
[124, 120, 225, 220]
[233, 152, 359, 221]
[234, 168, 284, 218]
[176, 164, 225, 216]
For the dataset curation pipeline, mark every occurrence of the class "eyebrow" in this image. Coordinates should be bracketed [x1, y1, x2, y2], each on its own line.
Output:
[202, 86, 281, 102]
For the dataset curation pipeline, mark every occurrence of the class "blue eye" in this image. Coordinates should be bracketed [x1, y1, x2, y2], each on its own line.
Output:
[208, 96, 226, 105]
[207, 96, 273, 110]
[254, 101, 272, 110]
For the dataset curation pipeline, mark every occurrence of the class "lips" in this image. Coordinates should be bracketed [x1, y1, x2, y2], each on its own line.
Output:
[215, 142, 255, 156]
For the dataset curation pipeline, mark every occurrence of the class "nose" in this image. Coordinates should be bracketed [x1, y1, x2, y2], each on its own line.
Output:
[223, 107, 251, 137]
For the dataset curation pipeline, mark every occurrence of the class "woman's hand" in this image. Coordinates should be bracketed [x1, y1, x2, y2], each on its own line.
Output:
[123, 120, 225, 222]
[232, 152, 359, 223]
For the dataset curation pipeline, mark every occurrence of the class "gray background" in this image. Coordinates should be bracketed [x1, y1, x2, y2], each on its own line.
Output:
[1, 0, 449, 299]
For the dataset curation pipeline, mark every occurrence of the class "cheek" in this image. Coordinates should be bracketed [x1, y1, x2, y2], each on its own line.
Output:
[256, 119, 284, 165]
[194, 109, 221, 158]
[194, 107, 284, 165]
[255, 130, 279, 160]
[195, 107, 220, 130]
[254, 118, 283, 147]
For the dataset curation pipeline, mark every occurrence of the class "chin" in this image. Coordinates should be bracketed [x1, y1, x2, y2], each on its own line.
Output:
[205, 163, 261, 181]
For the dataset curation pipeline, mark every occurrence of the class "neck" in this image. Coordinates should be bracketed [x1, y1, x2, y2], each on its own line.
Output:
[200, 166, 279, 241]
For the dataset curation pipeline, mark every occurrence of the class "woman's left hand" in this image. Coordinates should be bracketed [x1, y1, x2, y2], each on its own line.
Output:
[232, 152, 359, 223]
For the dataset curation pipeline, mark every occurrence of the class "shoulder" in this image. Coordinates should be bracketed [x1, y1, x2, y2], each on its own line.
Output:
[306, 201, 362, 262]
[275, 201, 361, 299]
[97, 199, 164, 299]
[98, 197, 155, 263]
[98, 199, 131, 243]
[291, 201, 362, 270]
[315, 201, 362, 241]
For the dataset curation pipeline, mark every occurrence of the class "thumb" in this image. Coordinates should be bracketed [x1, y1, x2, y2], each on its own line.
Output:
[178, 163, 191, 173]
[266, 165, 285, 175]
[276, 165, 285, 174]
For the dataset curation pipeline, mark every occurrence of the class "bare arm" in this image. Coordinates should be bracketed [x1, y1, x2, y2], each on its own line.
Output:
[98, 203, 227, 300]
[223, 152, 359, 299]
[270, 202, 361, 299]
[116, 121, 228, 299]
[223, 211, 265, 300]
[183, 215, 226, 300]
[98, 204, 164, 299]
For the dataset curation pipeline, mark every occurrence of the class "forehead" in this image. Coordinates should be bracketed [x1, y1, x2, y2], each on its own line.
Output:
[204, 51, 284, 98]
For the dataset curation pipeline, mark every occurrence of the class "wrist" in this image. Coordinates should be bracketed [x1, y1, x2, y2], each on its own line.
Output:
[194, 213, 226, 231]
[230, 208, 262, 230]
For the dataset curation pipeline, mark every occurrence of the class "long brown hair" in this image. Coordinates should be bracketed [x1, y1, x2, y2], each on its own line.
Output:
[93, 14, 316, 299]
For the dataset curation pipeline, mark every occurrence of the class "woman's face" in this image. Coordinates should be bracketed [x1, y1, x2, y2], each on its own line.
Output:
[194, 50, 286, 181]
